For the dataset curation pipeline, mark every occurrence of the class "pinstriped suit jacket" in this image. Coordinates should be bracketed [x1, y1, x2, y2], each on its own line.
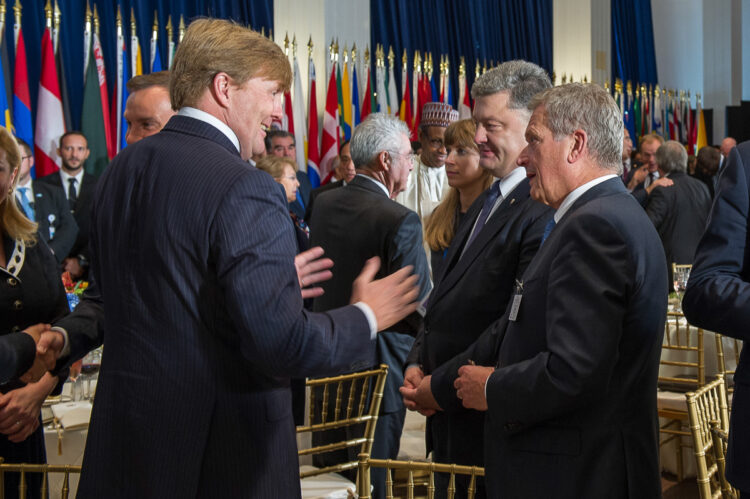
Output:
[76, 116, 375, 498]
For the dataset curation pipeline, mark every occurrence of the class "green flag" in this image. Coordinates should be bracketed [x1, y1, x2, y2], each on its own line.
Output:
[81, 40, 110, 177]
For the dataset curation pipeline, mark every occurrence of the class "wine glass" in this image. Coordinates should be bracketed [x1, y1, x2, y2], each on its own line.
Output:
[80, 347, 102, 401]
[69, 359, 83, 401]
[673, 266, 691, 306]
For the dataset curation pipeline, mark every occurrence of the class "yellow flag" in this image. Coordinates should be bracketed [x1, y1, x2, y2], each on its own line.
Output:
[696, 109, 707, 151]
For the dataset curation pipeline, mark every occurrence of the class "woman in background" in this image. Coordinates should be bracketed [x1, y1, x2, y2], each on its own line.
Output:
[424, 119, 493, 280]
[0, 127, 69, 498]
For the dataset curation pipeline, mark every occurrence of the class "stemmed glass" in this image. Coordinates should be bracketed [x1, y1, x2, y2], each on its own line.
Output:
[673, 266, 691, 307]
[80, 347, 102, 401]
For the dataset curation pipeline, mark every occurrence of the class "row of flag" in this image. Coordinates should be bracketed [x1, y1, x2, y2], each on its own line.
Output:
[610, 79, 707, 155]
[0, 1, 184, 180]
[276, 38, 476, 187]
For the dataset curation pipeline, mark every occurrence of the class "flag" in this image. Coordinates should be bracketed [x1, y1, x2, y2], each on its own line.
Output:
[652, 88, 662, 136]
[307, 57, 321, 187]
[387, 62, 398, 116]
[13, 28, 33, 173]
[132, 24, 143, 77]
[351, 62, 361, 126]
[336, 61, 344, 139]
[414, 74, 430, 132]
[341, 61, 352, 140]
[116, 19, 129, 151]
[430, 73, 439, 102]
[0, 35, 10, 130]
[151, 43, 162, 72]
[633, 90, 641, 142]
[376, 64, 387, 114]
[695, 107, 707, 152]
[361, 66, 373, 121]
[320, 65, 339, 184]
[292, 56, 307, 172]
[34, 27, 65, 177]
[282, 89, 293, 133]
[399, 72, 413, 133]
[81, 32, 114, 176]
[458, 72, 470, 119]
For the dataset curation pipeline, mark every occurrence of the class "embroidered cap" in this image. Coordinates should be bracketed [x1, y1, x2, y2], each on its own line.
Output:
[420, 102, 459, 128]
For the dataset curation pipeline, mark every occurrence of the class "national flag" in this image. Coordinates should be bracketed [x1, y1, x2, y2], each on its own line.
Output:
[131, 13, 143, 77]
[292, 56, 307, 172]
[376, 64, 387, 114]
[282, 89, 293, 133]
[667, 97, 675, 140]
[695, 106, 707, 152]
[361, 66, 373, 121]
[336, 61, 344, 139]
[81, 32, 114, 176]
[430, 72, 439, 102]
[307, 57, 321, 187]
[0, 52, 9, 130]
[341, 61, 352, 140]
[151, 18, 162, 72]
[351, 62, 361, 126]
[624, 87, 636, 144]
[399, 63, 413, 130]
[387, 62, 398, 116]
[34, 27, 65, 177]
[320, 65, 340, 184]
[151, 43, 162, 72]
[633, 90, 641, 142]
[458, 73, 471, 119]
[652, 87, 662, 136]
[116, 17, 129, 151]
[414, 74, 430, 132]
[13, 28, 33, 173]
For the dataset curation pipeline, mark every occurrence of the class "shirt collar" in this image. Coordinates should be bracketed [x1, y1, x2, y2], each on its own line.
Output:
[178, 107, 241, 154]
[494, 167, 527, 200]
[356, 174, 390, 197]
[554, 174, 617, 223]
[59, 167, 84, 186]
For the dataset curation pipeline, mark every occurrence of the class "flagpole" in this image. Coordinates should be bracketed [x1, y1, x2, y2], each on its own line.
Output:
[83, 1, 91, 79]
[166, 15, 175, 69]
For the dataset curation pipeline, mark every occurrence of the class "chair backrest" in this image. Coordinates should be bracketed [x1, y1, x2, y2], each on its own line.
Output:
[686, 377, 730, 499]
[660, 311, 706, 391]
[714, 333, 743, 396]
[297, 364, 388, 480]
[709, 421, 739, 499]
[356, 455, 485, 499]
[0, 459, 82, 499]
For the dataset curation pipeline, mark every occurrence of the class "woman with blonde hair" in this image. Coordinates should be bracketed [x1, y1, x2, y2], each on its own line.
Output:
[424, 119, 493, 279]
[0, 126, 69, 498]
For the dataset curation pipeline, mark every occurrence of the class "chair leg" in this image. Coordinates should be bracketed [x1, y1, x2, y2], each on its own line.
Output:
[675, 423, 684, 482]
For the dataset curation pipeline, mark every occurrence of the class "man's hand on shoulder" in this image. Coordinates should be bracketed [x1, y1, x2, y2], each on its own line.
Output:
[645, 176, 674, 195]
[350, 256, 419, 331]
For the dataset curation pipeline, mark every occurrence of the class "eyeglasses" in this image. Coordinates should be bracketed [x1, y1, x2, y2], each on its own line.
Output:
[389, 151, 417, 163]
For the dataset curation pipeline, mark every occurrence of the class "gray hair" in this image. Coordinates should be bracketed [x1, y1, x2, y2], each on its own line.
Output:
[471, 60, 552, 111]
[655, 140, 688, 174]
[529, 83, 623, 174]
[350, 113, 411, 167]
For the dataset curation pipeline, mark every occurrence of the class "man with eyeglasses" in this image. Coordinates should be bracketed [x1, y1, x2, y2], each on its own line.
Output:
[396, 102, 458, 223]
[14, 138, 78, 264]
[309, 113, 431, 498]
[304, 140, 355, 223]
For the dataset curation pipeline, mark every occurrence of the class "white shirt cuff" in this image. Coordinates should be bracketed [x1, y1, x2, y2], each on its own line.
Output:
[353, 302, 378, 340]
[50, 326, 71, 358]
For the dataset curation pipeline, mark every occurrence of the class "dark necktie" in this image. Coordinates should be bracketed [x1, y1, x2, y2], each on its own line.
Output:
[540, 218, 556, 246]
[68, 178, 78, 212]
[464, 181, 502, 251]
[647, 172, 655, 187]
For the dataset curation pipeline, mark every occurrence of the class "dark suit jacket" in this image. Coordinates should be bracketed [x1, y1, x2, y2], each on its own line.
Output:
[310, 175, 431, 413]
[304, 180, 343, 223]
[289, 170, 313, 219]
[432, 178, 667, 498]
[646, 171, 711, 288]
[407, 178, 551, 466]
[28, 180, 79, 263]
[683, 141, 750, 492]
[75, 115, 376, 499]
[38, 170, 98, 261]
[0, 332, 36, 383]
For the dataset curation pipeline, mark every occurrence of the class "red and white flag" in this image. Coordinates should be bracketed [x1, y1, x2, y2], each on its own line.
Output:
[458, 72, 471, 119]
[320, 64, 340, 184]
[307, 57, 321, 187]
[34, 27, 65, 177]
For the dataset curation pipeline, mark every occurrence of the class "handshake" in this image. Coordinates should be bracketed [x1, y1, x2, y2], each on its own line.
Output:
[19, 324, 65, 384]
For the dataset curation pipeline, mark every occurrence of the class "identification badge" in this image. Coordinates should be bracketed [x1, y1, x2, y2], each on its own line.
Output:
[508, 279, 523, 321]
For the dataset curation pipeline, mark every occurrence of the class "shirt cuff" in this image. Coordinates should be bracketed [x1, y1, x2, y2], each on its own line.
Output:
[50, 326, 71, 358]
[353, 302, 378, 340]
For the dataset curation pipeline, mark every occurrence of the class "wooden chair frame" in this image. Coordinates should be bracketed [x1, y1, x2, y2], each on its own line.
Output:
[297, 364, 388, 485]
[714, 333, 743, 399]
[0, 459, 82, 499]
[709, 421, 738, 499]
[685, 377, 730, 499]
[356, 454, 485, 499]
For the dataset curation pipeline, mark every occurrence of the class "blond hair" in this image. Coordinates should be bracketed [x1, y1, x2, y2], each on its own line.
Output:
[255, 155, 297, 179]
[170, 18, 292, 110]
[1, 127, 36, 243]
[424, 120, 492, 251]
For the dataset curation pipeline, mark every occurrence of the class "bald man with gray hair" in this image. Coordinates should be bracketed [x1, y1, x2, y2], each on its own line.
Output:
[646, 140, 712, 289]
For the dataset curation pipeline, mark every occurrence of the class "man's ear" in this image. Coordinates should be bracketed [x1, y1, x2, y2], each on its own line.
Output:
[376, 150, 390, 172]
[568, 129, 588, 163]
[211, 72, 232, 108]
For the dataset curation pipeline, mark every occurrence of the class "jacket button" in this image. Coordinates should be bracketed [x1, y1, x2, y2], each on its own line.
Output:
[13, 299, 23, 310]
[6, 277, 17, 286]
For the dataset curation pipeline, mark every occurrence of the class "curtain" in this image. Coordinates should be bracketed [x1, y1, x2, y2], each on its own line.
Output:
[2, 0, 273, 131]
[371, 0, 553, 109]
[611, 0, 658, 86]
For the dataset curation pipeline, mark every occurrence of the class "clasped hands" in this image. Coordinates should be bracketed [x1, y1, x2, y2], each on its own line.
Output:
[18, 323, 65, 384]
[400, 363, 495, 414]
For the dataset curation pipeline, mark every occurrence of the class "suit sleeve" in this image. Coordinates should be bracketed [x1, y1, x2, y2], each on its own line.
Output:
[0, 332, 36, 383]
[484, 213, 632, 430]
[683, 146, 750, 341]
[212, 171, 376, 378]
[644, 186, 669, 229]
[52, 277, 105, 369]
[47, 188, 79, 262]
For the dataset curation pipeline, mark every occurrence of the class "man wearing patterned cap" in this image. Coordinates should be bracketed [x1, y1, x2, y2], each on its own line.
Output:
[396, 102, 459, 224]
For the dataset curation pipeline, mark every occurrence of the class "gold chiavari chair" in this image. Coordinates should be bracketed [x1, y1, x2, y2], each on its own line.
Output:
[658, 310, 707, 480]
[714, 333, 743, 400]
[709, 421, 738, 499]
[0, 459, 82, 499]
[685, 377, 730, 499]
[297, 364, 388, 495]
[356, 454, 485, 499]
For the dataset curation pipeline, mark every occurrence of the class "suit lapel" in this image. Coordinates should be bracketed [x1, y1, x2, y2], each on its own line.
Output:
[430, 179, 531, 307]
